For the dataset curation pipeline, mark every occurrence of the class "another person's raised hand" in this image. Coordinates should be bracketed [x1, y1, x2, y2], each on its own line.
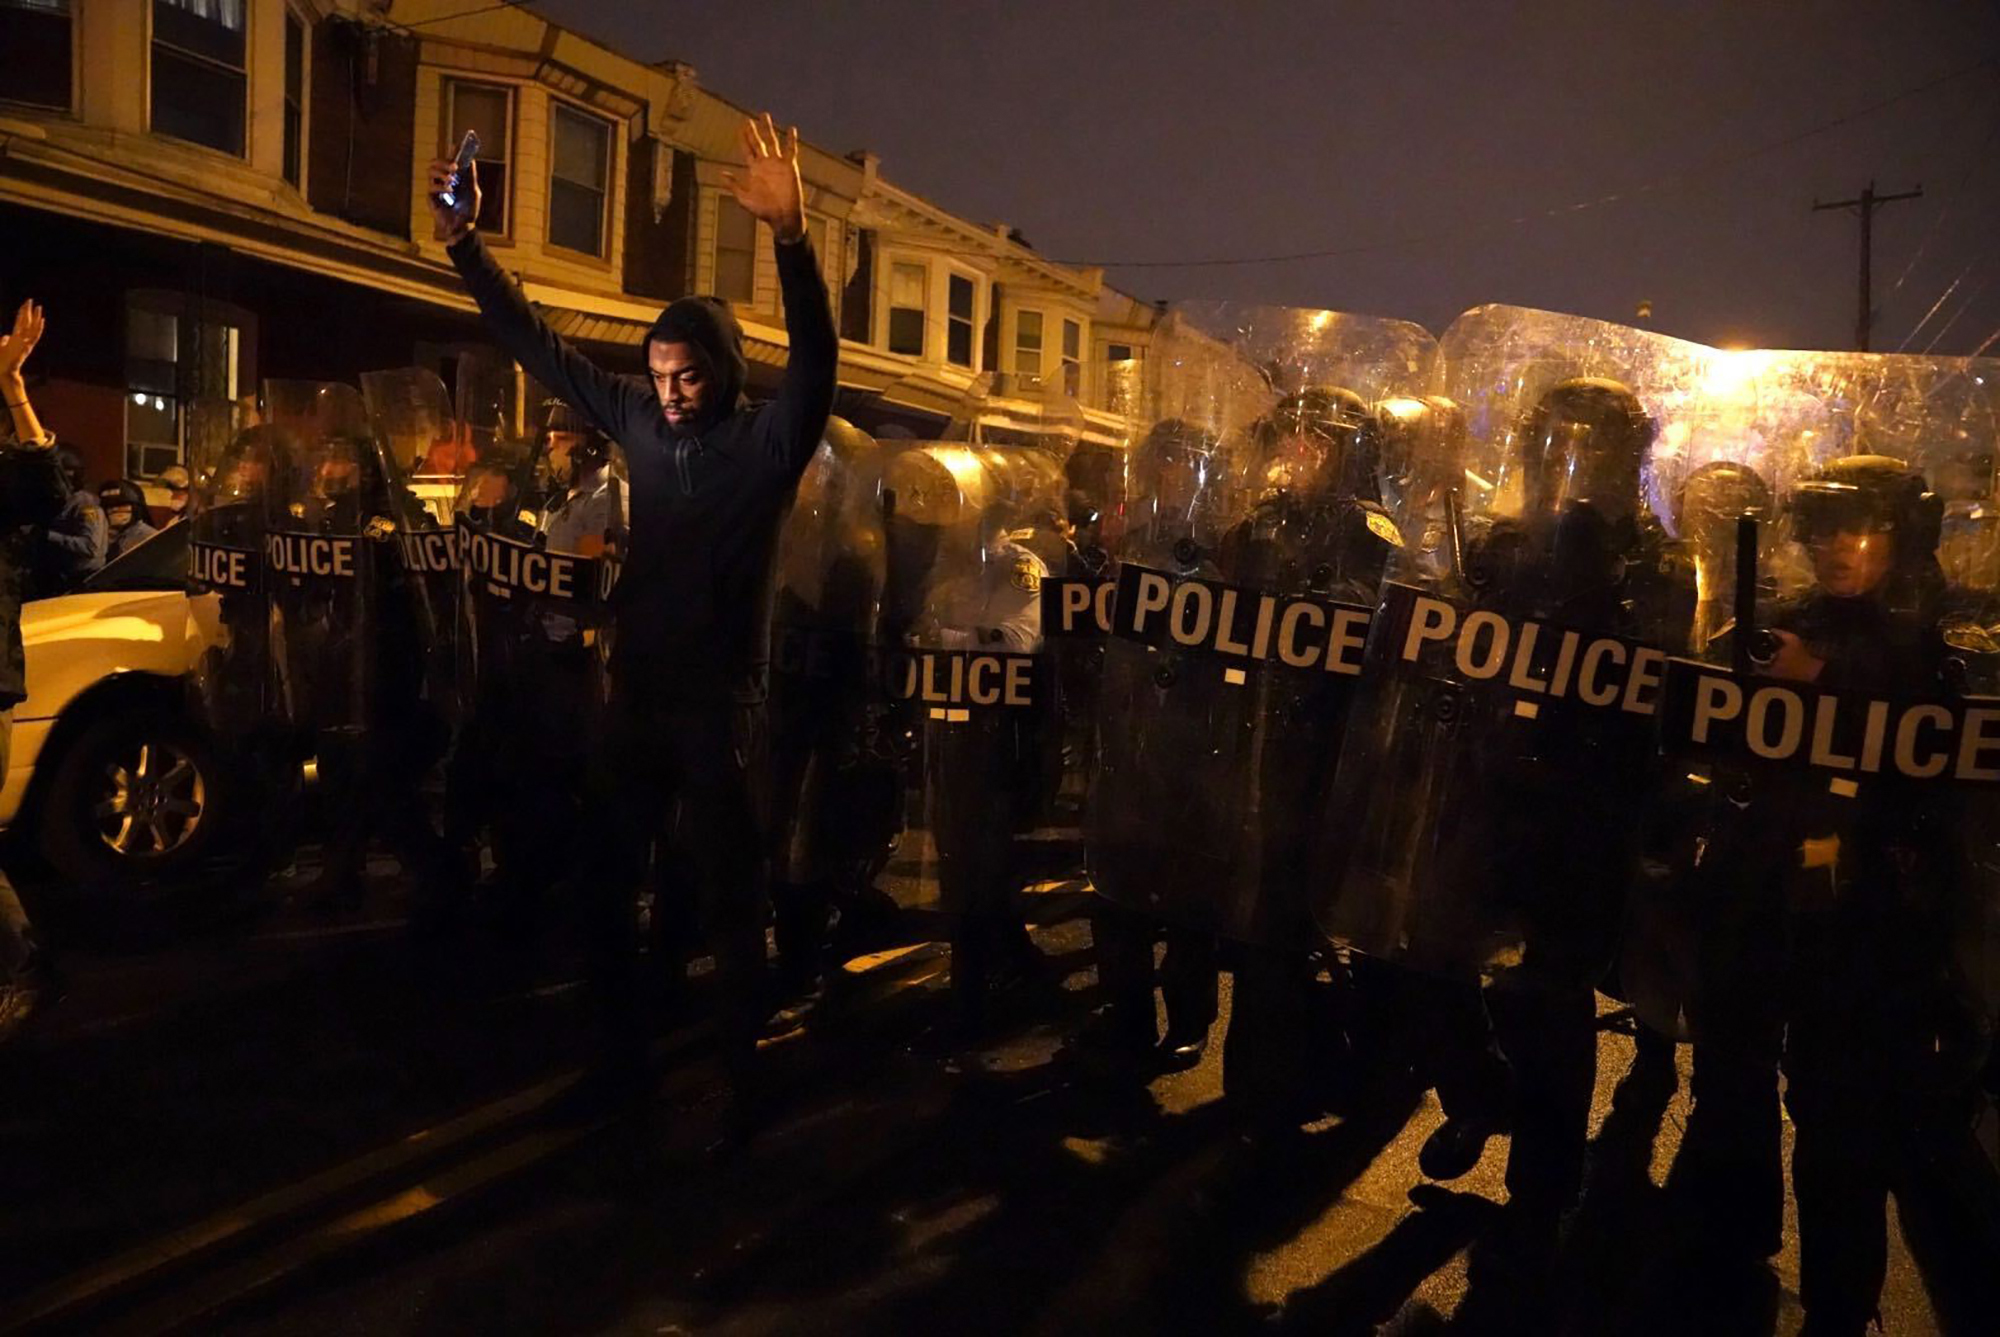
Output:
[0, 300, 45, 384]
[723, 113, 806, 244]
[427, 157, 481, 244]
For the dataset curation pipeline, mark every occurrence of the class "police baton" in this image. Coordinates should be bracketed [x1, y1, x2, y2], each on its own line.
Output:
[1735, 513, 1779, 673]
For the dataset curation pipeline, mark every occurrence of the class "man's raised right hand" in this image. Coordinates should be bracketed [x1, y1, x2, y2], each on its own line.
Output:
[428, 157, 481, 245]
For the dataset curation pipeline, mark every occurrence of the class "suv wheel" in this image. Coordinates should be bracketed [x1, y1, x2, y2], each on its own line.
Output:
[39, 706, 223, 892]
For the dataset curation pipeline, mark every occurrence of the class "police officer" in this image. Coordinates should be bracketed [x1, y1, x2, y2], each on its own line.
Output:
[39, 447, 105, 593]
[1643, 460, 1789, 1264]
[767, 418, 890, 998]
[1761, 455, 1977, 1334]
[98, 479, 159, 560]
[1213, 387, 1401, 1127]
[914, 494, 1053, 1031]
[293, 430, 456, 915]
[1083, 419, 1225, 1070]
[1423, 378, 1693, 1263]
[474, 403, 620, 935]
[157, 463, 193, 525]
[433, 112, 837, 1135]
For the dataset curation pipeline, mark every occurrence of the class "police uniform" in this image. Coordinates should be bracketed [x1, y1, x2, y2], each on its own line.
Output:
[924, 536, 1052, 1026]
[928, 536, 1046, 652]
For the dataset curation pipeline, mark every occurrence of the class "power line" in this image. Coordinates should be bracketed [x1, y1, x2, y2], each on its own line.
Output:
[1886, 90, 2000, 308]
[381, 2, 537, 37]
[1902, 254, 1982, 352]
[1049, 51, 1998, 271]
[1813, 181, 1924, 351]
[1921, 269, 1993, 355]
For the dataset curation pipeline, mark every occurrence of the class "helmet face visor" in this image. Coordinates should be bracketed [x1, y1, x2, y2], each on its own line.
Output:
[1792, 481, 1899, 597]
[1524, 415, 1638, 524]
[1790, 480, 1897, 546]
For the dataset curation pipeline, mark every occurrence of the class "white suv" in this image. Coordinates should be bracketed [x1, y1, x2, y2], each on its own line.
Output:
[3, 522, 232, 891]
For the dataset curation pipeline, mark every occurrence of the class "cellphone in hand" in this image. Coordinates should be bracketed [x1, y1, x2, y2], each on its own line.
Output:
[437, 130, 481, 211]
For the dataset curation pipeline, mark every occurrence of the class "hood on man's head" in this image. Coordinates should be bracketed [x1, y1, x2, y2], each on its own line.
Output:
[646, 295, 749, 431]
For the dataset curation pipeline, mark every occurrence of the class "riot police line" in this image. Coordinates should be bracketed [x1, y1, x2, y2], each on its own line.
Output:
[172, 310, 1998, 1330]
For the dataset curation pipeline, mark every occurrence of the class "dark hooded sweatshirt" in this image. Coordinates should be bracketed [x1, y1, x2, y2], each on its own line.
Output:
[448, 231, 837, 703]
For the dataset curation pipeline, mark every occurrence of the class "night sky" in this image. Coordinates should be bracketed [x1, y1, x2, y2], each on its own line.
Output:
[535, 0, 2000, 357]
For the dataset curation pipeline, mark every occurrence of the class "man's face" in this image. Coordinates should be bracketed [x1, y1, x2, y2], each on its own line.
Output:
[1260, 433, 1326, 496]
[648, 340, 712, 430]
[545, 431, 582, 485]
[1148, 454, 1205, 519]
[1812, 527, 1895, 598]
[169, 489, 190, 514]
[315, 456, 360, 500]
[103, 500, 135, 530]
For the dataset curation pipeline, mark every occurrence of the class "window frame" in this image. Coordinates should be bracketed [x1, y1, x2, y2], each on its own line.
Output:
[945, 270, 978, 370]
[281, 4, 308, 189]
[1061, 316, 1084, 396]
[885, 258, 929, 358]
[0, 0, 78, 115]
[148, 0, 251, 160]
[712, 193, 760, 307]
[442, 77, 516, 240]
[545, 97, 615, 262]
[122, 289, 250, 482]
[1014, 308, 1045, 378]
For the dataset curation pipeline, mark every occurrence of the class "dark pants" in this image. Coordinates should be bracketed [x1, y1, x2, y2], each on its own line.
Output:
[0, 712, 40, 982]
[316, 706, 453, 894]
[1674, 862, 1788, 1259]
[583, 677, 770, 1090]
[1486, 970, 1599, 1216]
[1480, 769, 1638, 1221]
[1414, 973, 1510, 1127]
[1092, 901, 1219, 1048]
[1783, 904, 1921, 1331]
[1223, 946, 1324, 1120]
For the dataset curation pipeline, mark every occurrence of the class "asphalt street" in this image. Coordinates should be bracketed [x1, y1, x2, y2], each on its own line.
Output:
[3, 860, 1996, 1335]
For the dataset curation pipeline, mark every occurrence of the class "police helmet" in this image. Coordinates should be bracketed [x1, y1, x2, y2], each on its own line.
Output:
[1789, 454, 1942, 560]
[1517, 376, 1653, 519]
[1675, 460, 1773, 539]
[97, 478, 148, 516]
[541, 398, 610, 471]
[1252, 386, 1375, 497]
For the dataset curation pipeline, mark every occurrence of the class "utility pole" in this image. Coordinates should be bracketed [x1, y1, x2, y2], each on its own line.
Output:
[1813, 180, 1922, 351]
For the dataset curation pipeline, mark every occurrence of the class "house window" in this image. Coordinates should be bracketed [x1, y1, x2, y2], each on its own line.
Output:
[281, 8, 306, 187]
[887, 261, 926, 357]
[714, 196, 757, 304]
[947, 274, 975, 368]
[124, 298, 243, 479]
[549, 102, 611, 257]
[1015, 309, 1044, 377]
[444, 80, 512, 235]
[0, 1, 73, 112]
[1061, 318, 1083, 395]
[151, 0, 248, 156]
[1106, 343, 1133, 363]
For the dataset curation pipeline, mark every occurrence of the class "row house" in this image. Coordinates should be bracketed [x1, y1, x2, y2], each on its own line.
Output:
[0, 0, 1176, 498]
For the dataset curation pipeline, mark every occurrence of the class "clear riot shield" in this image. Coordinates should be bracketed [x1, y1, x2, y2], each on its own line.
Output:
[186, 398, 270, 745]
[448, 352, 536, 714]
[1086, 304, 1433, 948]
[455, 397, 627, 801]
[360, 368, 469, 726]
[261, 381, 377, 743]
[1313, 305, 1706, 989]
[1645, 349, 2000, 1096]
[768, 417, 889, 900]
[872, 438, 1066, 916]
